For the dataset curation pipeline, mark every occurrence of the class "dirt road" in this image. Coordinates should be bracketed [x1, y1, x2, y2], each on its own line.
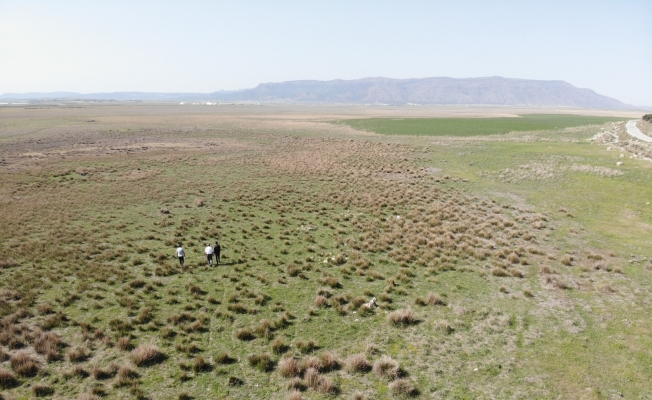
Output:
[626, 119, 652, 143]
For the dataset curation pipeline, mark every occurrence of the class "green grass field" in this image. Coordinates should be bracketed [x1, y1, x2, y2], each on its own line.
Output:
[0, 106, 650, 399]
[338, 114, 627, 136]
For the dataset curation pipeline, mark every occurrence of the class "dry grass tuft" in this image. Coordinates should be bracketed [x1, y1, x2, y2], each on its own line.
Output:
[10, 351, 39, 377]
[319, 351, 339, 372]
[373, 355, 400, 380]
[67, 346, 89, 362]
[32, 384, 55, 397]
[387, 308, 416, 326]
[247, 353, 275, 372]
[345, 353, 371, 373]
[214, 351, 236, 364]
[0, 368, 18, 389]
[304, 367, 320, 388]
[427, 293, 445, 306]
[131, 344, 165, 367]
[116, 336, 132, 351]
[287, 389, 304, 400]
[278, 357, 299, 377]
[389, 378, 418, 396]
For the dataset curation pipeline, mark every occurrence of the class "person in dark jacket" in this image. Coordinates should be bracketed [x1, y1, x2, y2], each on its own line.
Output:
[214, 241, 221, 265]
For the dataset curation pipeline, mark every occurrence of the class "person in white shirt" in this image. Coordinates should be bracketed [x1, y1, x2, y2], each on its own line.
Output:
[176, 245, 185, 266]
[204, 244, 214, 266]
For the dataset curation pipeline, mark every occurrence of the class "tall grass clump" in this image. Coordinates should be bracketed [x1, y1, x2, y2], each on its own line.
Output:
[131, 344, 165, 367]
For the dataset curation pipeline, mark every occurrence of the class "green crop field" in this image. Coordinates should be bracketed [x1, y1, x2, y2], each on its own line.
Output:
[337, 114, 627, 136]
[0, 105, 650, 400]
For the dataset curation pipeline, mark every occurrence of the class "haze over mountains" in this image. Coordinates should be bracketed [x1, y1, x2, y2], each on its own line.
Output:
[1, 77, 634, 109]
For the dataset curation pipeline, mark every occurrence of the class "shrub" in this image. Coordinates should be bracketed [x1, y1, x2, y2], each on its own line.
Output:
[10, 351, 39, 377]
[247, 353, 275, 372]
[0, 368, 18, 389]
[131, 344, 165, 367]
[345, 353, 370, 373]
[643, 114, 652, 122]
[389, 378, 418, 396]
[373, 355, 400, 380]
[387, 308, 416, 326]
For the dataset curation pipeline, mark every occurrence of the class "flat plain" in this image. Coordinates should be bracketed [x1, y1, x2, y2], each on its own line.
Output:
[0, 104, 651, 400]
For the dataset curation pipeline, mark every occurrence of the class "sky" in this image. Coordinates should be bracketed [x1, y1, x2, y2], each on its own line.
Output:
[1, 0, 651, 106]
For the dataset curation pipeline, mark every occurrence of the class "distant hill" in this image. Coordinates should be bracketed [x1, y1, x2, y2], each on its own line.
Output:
[0, 77, 634, 109]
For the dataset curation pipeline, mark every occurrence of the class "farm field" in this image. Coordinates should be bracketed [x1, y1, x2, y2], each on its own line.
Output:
[337, 114, 628, 137]
[0, 104, 651, 400]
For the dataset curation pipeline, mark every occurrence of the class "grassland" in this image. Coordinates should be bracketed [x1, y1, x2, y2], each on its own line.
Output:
[0, 105, 650, 399]
[337, 114, 627, 136]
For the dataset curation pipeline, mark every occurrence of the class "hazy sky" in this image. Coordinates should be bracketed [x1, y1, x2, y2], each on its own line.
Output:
[1, 0, 651, 106]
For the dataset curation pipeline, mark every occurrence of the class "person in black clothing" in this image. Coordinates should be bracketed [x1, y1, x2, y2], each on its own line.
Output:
[214, 241, 221, 265]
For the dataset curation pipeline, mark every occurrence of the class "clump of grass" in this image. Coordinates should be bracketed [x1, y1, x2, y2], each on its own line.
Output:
[561, 254, 573, 266]
[0, 368, 18, 389]
[131, 344, 165, 367]
[67, 346, 90, 362]
[314, 295, 328, 308]
[287, 389, 304, 400]
[116, 336, 132, 351]
[32, 384, 55, 397]
[228, 376, 244, 386]
[10, 351, 39, 377]
[345, 353, 371, 373]
[236, 328, 255, 341]
[320, 352, 339, 372]
[373, 355, 400, 380]
[389, 378, 418, 396]
[193, 355, 212, 372]
[247, 353, 275, 372]
[92, 364, 118, 380]
[296, 339, 317, 354]
[427, 293, 445, 306]
[304, 367, 320, 388]
[317, 375, 337, 394]
[387, 308, 416, 326]
[254, 319, 273, 339]
[278, 357, 299, 377]
[271, 337, 289, 354]
[214, 351, 236, 364]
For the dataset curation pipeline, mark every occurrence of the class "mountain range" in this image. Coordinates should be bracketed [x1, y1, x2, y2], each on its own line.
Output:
[0, 77, 634, 109]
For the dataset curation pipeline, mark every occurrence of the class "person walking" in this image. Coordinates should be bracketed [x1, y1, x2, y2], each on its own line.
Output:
[176, 245, 185, 266]
[204, 243, 214, 266]
[214, 241, 221, 265]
